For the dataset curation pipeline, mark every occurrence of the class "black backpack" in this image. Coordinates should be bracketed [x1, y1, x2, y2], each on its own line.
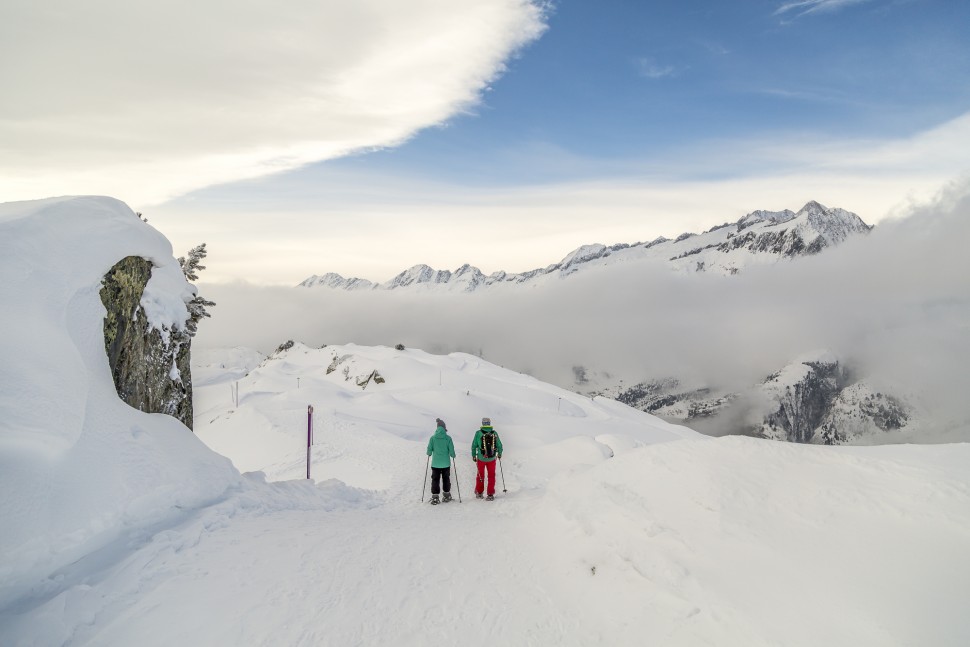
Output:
[481, 430, 497, 459]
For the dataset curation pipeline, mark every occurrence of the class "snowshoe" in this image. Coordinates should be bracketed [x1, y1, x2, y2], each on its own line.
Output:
[475, 492, 484, 499]
[430, 494, 440, 505]
[486, 494, 494, 501]
[442, 493, 453, 502]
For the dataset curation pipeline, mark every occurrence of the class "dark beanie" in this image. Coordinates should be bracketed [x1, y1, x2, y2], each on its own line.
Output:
[435, 418, 446, 429]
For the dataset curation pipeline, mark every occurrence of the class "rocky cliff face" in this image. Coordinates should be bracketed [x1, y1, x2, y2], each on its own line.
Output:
[613, 353, 913, 445]
[100, 256, 194, 429]
[758, 357, 847, 443]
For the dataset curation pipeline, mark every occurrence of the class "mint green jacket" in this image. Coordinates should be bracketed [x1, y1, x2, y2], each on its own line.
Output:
[427, 426, 456, 468]
[471, 428, 503, 463]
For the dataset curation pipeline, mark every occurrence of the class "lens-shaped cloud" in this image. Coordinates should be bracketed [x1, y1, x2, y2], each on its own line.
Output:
[0, 0, 546, 204]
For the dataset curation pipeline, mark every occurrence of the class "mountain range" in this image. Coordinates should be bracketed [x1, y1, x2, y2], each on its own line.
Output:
[299, 201, 872, 291]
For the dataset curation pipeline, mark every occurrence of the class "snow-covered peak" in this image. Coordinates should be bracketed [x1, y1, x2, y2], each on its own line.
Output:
[801, 203, 872, 245]
[299, 272, 375, 290]
[381, 264, 455, 289]
[796, 200, 824, 214]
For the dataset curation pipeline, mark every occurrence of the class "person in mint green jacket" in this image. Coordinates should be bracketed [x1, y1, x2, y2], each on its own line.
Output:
[426, 418, 456, 505]
[471, 417, 503, 500]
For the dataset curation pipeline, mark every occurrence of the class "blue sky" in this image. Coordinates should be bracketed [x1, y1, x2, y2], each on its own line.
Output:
[325, 0, 969, 183]
[3, 0, 969, 283]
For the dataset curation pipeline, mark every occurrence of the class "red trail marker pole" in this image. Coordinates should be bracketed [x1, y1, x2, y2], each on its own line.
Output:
[307, 405, 314, 480]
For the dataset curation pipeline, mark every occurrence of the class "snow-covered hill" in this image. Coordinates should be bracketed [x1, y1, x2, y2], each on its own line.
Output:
[193, 342, 695, 485]
[3, 196, 970, 646]
[299, 201, 871, 291]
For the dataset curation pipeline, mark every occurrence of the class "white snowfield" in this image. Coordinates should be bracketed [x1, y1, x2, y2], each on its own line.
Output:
[2, 196, 970, 646]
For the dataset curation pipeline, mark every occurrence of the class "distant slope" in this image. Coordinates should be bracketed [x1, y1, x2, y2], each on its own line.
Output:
[299, 201, 871, 291]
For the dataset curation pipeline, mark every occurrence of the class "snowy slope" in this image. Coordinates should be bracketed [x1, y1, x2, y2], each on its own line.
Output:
[179, 343, 966, 647]
[299, 201, 871, 291]
[3, 196, 969, 646]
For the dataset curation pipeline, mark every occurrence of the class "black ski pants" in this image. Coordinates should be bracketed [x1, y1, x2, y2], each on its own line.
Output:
[430, 466, 451, 495]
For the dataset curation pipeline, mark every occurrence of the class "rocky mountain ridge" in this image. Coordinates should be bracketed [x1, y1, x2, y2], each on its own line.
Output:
[300, 201, 872, 291]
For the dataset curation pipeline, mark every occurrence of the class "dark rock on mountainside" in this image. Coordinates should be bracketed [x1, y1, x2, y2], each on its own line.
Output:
[613, 353, 912, 445]
[759, 359, 846, 443]
[100, 256, 194, 429]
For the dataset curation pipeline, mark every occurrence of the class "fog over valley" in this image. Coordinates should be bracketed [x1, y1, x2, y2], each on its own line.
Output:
[196, 186, 970, 438]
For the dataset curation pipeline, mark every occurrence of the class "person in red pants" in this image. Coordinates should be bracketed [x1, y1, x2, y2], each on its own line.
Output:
[471, 417, 503, 500]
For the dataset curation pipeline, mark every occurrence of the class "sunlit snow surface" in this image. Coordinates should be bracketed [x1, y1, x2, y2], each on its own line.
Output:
[2, 197, 969, 646]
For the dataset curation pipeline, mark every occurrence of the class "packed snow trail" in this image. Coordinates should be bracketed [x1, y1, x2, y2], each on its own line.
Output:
[65, 491, 581, 646]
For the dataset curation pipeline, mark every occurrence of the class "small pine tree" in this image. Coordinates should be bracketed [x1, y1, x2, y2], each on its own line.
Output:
[178, 243, 208, 282]
[179, 243, 215, 336]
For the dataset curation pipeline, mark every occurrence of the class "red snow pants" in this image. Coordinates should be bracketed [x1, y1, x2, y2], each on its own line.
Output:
[475, 459, 497, 496]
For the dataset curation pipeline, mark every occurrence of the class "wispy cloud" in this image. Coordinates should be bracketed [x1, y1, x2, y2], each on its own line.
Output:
[776, 0, 875, 20]
[636, 57, 679, 80]
[698, 41, 731, 57]
[0, 0, 548, 205]
[757, 86, 857, 105]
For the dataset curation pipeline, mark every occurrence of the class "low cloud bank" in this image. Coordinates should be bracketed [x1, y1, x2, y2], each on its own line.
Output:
[196, 182, 970, 427]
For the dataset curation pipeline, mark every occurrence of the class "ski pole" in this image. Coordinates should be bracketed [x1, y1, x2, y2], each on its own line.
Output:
[452, 457, 462, 503]
[499, 457, 507, 493]
[421, 455, 430, 502]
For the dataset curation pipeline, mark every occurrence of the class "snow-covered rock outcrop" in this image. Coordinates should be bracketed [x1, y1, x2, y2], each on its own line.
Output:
[0, 196, 239, 609]
[101, 255, 194, 428]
